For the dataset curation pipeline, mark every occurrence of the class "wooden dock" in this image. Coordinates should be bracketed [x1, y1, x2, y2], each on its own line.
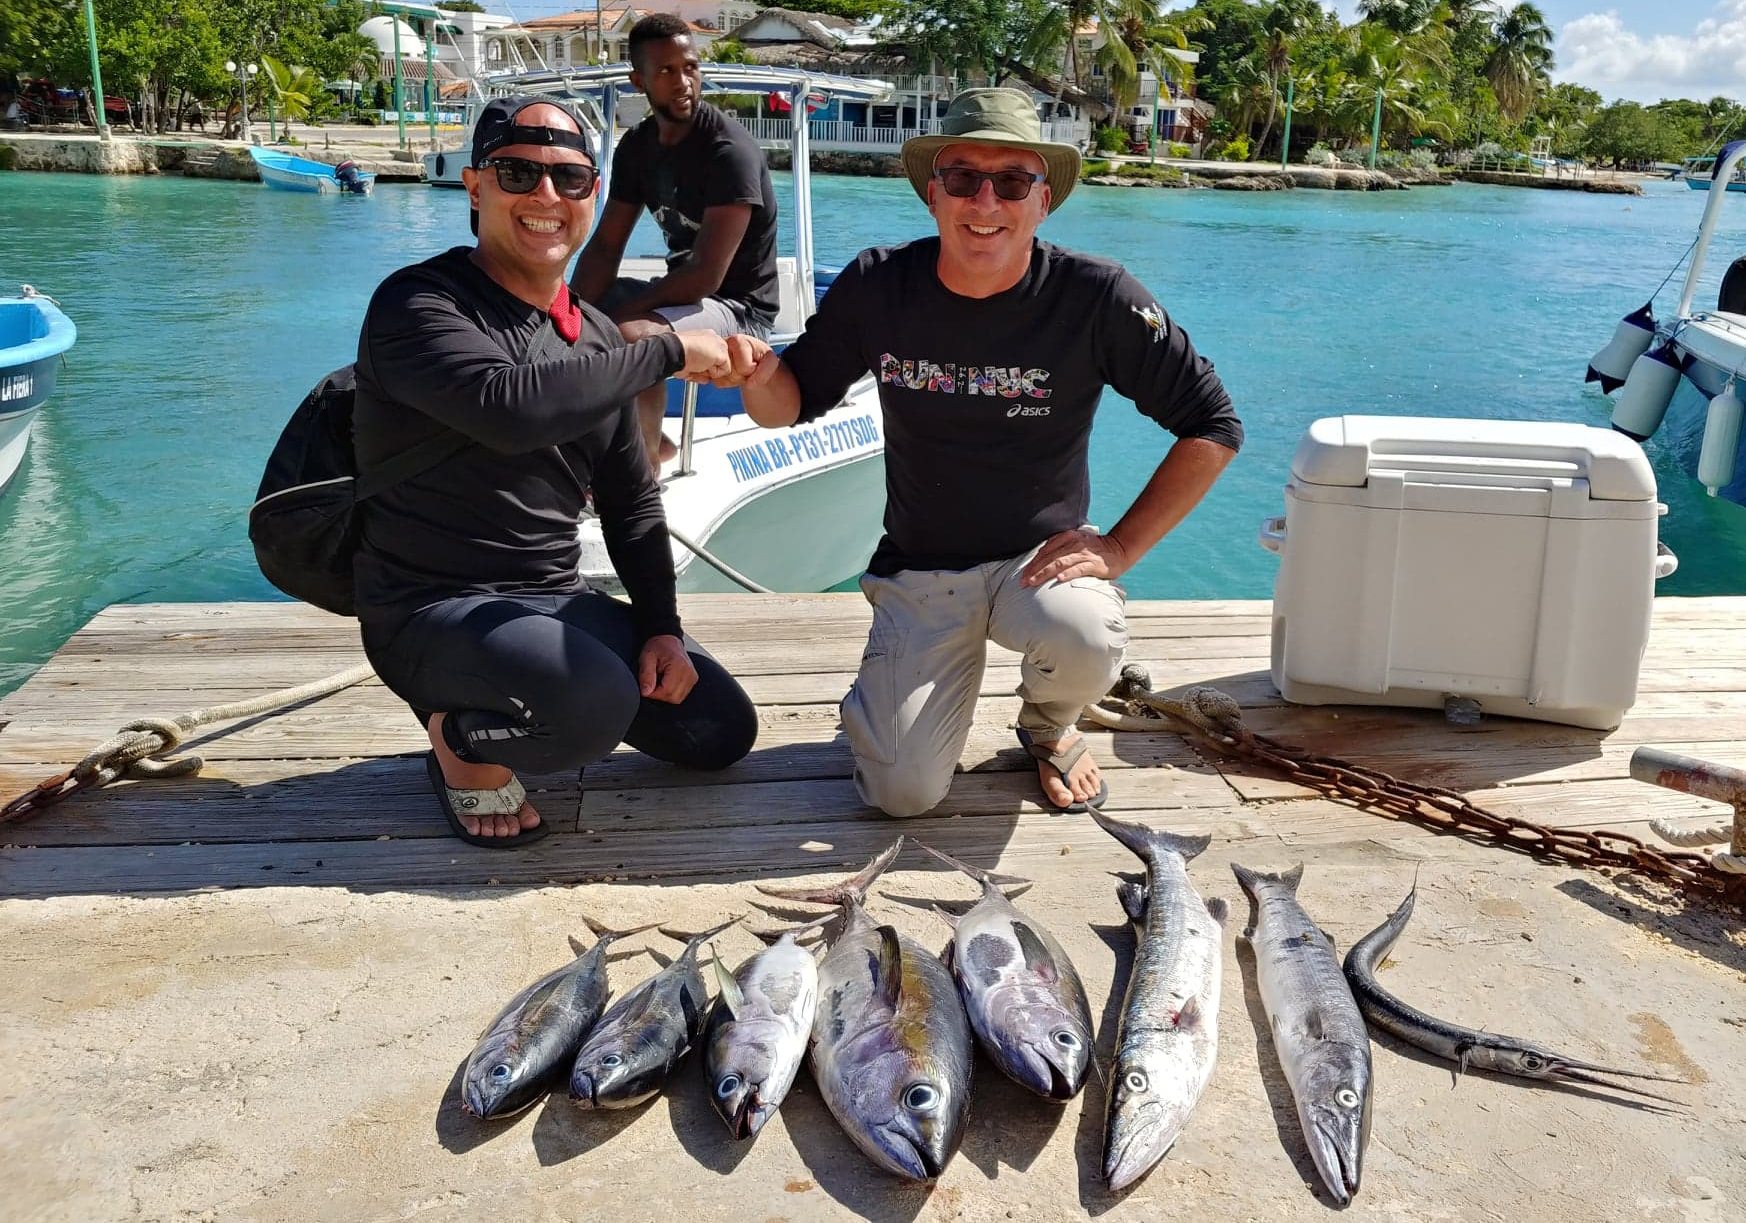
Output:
[2, 595, 1743, 1221]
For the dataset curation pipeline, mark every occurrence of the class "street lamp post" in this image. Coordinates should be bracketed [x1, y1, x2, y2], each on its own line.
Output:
[81, 0, 109, 141]
[224, 59, 258, 143]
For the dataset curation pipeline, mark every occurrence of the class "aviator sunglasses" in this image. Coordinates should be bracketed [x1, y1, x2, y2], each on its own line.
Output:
[479, 155, 599, 199]
[934, 166, 1046, 201]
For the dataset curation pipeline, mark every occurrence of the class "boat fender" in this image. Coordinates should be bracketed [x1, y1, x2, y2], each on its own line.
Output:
[1609, 341, 1683, 441]
[1586, 302, 1655, 393]
[434, 152, 446, 178]
[1699, 386, 1744, 494]
[1720, 258, 1746, 315]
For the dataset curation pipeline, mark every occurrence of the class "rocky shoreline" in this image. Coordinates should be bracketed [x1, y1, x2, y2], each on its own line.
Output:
[0, 132, 422, 181]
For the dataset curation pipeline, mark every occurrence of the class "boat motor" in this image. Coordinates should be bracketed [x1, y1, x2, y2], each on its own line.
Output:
[1699, 384, 1744, 494]
[1586, 302, 1655, 393]
[1609, 340, 1683, 441]
[334, 160, 366, 194]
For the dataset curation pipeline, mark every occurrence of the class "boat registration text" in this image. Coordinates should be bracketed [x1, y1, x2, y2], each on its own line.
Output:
[726, 413, 880, 484]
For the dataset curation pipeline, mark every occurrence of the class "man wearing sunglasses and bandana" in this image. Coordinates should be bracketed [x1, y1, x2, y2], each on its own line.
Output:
[571, 12, 780, 476]
[350, 96, 758, 847]
[718, 88, 1243, 819]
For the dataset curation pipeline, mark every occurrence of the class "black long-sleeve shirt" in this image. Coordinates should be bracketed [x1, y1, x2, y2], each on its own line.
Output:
[782, 238, 1243, 575]
[352, 247, 686, 640]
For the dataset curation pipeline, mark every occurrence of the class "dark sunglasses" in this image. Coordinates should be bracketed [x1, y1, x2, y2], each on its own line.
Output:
[480, 156, 598, 199]
[934, 166, 1046, 201]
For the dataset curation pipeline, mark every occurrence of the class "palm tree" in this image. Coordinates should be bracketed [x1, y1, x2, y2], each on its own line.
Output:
[1253, 0, 1320, 160]
[1484, 2, 1553, 124]
[262, 56, 322, 136]
[1102, 6, 1210, 114]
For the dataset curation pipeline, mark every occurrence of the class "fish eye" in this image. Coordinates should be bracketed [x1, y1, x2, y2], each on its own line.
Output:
[716, 1074, 742, 1098]
[601, 1054, 623, 1068]
[903, 1083, 940, 1112]
[1124, 1070, 1148, 1093]
[489, 1063, 511, 1082]
[1053, 1030, 1081, 1049]
[1335, 1087, 1359, 1109]
[1521, 1053, 1544, 1071]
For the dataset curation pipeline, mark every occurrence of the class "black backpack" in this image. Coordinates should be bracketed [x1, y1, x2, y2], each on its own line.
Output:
[249, 319, 568, 616]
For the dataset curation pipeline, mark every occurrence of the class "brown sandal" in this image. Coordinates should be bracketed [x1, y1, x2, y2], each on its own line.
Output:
[1016, 727, 1109, 813]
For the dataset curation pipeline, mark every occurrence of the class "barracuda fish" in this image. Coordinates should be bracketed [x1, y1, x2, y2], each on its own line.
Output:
[911, 841, 1093, 1102]
[569, 916, 740, 1110]
[701, 930, 819, 1139]
[1091, 812, 1225, 1192]
[1344, 883, 1685, 1103]
[1234, 863, 1372, 1206]
[757, 839, 975, 1182]
[459, 915, 659, 1119]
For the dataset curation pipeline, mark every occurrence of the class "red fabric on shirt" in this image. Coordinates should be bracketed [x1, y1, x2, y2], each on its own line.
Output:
[548, 285, 581, 342]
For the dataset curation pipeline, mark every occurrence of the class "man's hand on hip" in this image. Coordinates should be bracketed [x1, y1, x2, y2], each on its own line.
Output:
[638, 635, 698, 703]
[1020, 528, 1131, 587]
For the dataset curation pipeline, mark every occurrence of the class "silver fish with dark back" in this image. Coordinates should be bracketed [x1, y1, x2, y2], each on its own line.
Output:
[460, 914, 658, 1119]
[569, 915, 741, 1109]
[1234, 862, 1371, 1206]
[1344, 882, 1685, 1103]
[913, 841, 1094, 1101]
[702, 929, 819, 1139]
[757, 839, 974, 1182]
[1091, 812, 1226, 1191]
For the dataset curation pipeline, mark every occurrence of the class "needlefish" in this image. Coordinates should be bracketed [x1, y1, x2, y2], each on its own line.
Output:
[757, 839, 974, 1182]
[459, 915, 658, 1119]
[1343, 882, 1685, 1103]
[1234, 863, 1372, 1206]
[569, 916, 741, 1109]
[913, 841, 1094, 1101]
[702, 928, 819, 1139]
[1091, 812, 1226, 1192]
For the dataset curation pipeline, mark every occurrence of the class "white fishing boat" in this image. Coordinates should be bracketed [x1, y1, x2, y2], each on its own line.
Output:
[1587, 140, 1746, 511]
[248, 147, 375, 195]
[0, 288, 76, 497]
[482, 63, 894, 593]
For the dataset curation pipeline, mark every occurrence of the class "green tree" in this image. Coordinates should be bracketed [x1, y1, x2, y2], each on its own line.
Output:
[891, 0, 1048, 82]
[1484, 1, 1552, 123]
[261, 53, 322, 132]
[1584, 101, 1674, 168]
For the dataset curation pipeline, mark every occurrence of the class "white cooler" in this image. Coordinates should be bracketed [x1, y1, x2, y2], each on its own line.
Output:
[1258, 416, 1679, 730]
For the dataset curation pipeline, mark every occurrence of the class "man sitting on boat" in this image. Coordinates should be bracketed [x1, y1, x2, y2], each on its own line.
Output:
[571, 12, 779, 475]
[352, 96, 758, 846]
[719, 88, 1243, 817]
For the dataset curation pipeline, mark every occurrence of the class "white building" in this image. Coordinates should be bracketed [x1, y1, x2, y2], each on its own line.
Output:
[486, 5, 748, 74]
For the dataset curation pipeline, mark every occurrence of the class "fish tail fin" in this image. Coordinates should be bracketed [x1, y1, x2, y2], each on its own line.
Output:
[659, 915, 744, 959]
[574, 914, 663, 952]
[1089, 809, 1211, 863]
[755, 838, 905, 906]
[911, 840, 1030, 890]
[1205, 896, 1229, 925]
[748, 910, 836, 945]
[1230, 861, 1304, 902]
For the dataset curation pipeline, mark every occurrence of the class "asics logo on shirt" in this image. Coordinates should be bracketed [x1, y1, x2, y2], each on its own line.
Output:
[878, 353, 1052, 403]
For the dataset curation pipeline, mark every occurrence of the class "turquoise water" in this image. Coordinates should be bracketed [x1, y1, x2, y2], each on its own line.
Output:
[2, 170, 1744, 695]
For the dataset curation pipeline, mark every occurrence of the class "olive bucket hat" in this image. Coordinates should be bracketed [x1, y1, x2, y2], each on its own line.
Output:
[901, 87, 1081, 214]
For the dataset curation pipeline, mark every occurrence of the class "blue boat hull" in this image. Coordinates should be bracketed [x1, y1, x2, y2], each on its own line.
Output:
[0, 296, 78, 496]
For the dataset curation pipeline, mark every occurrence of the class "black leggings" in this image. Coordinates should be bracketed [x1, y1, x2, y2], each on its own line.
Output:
[361, 590, 758, 775]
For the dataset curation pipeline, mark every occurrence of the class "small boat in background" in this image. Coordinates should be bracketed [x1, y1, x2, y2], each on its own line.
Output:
[1680, 143, 1746, 192]
[0, 288, 77, 497]
[248, 148, 375, 195]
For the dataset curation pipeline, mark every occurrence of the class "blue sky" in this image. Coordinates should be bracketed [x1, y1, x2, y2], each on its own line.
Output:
[495, 2, 1746, 105]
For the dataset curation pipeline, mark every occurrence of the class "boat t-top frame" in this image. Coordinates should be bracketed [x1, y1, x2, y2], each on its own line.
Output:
[475, 63, 895, 322]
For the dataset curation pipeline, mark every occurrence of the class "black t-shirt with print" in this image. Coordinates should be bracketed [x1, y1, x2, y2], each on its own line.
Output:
[609, 101, 780, 327]
[782, 238, 1243, 576]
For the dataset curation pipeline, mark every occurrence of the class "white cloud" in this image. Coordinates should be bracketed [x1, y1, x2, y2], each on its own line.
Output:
[1558, 4, 1746, 102]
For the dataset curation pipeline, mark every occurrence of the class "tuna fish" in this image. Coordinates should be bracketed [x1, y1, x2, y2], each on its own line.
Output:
[569, 916, 740, 1110]
[1091, 812, 1226, 1191]
[911, 841, 1094, 1101]
[1234, 863, 1372, 1205]
[701, 930, 819, 1139]
[757, 839, 975, 1181]
[459, 915, 658, 1120]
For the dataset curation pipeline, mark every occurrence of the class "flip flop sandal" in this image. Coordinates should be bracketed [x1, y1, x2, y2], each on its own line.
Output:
[424, 751, 549, 848]
[1016, 727, 1110, 813]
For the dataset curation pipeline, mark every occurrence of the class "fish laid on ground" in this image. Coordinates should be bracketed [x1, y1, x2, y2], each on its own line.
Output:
[1344, 883, 1684, 1103]
[701, 930, 819, 1139]
[1234, 863, 1372, 1206]
[569, 916, 740, 1109]
[912, 841, 1094, 1102]
[460, 915, 658, 1119]
[1091, 812, 1226, 1191]
[757, 839, 974, 1182]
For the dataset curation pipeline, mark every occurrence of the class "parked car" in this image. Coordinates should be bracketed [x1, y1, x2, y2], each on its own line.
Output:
[18, 80, 132, 127]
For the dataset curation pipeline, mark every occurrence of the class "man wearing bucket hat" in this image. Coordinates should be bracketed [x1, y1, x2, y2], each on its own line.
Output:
[350, 96, 758, 847]
[718, 87, 1243, 818]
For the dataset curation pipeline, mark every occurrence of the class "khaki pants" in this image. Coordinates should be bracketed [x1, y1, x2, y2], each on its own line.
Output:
[842, 544, 1128, 818]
